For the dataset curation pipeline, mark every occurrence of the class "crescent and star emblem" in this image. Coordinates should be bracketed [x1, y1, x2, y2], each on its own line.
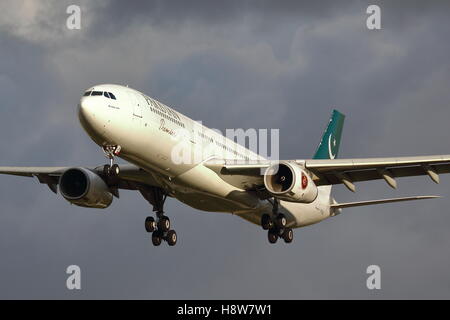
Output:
[328, 134, 337, 159]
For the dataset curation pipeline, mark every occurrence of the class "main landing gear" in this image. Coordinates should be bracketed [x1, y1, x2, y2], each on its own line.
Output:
[261, 199, 294, 244]
[102, 145, 121, 177]
[100, 145, 177, 247]
[145, 213, 177, 246]
[140, 186, 178, 247]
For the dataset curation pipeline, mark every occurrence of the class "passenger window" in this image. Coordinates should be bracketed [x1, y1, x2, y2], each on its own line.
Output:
[109, 92, 116, 100]
[103, 92, 110, 98]
[83, 91, 92, 96]
[91, 91, 103, 96]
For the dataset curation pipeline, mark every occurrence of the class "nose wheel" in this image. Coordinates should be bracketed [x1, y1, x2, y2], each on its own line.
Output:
[103, 163, 120, 177]
[102, 145, 121, 177]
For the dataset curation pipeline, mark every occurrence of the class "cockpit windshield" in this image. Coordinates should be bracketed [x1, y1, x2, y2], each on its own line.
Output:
[83, 90, 116, 100]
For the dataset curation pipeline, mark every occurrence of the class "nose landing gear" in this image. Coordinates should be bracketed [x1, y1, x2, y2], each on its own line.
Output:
[102, 145, 121, 177]
[261, 198, 294, 244]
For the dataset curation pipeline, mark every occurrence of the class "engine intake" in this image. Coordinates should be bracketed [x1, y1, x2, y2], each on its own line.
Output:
[59, 168, 113, 208]
[264, 162, 318, 203]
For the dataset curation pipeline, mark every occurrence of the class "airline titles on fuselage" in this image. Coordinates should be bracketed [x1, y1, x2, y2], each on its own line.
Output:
[141, 93, 186, 128]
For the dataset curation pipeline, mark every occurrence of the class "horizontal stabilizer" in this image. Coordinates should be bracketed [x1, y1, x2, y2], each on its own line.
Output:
[330, 195, 440, 209]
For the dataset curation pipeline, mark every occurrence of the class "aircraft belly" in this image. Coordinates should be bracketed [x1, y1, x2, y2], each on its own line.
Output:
[173, 192, 243, 212]
[171, 164, 261, 212]
[280, 201, 329, 227]
[281, 186, 333, 227]
[236, 186, 333, 228]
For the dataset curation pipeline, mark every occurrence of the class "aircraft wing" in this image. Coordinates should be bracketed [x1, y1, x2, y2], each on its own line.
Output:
[330, 195, 440, 209]
[204, 154, 450, 192]
[305, 155, 450, 191]
[0, 164, 161, 194]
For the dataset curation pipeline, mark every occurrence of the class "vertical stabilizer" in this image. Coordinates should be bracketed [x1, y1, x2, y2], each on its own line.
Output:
[313, 110, 345, 160]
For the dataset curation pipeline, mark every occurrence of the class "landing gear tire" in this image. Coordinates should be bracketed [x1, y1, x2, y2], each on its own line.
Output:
[261, 214, 273, 230]
[158, 216, 171, 232]
[145, 216, 156, 233]
[102, 164, 120, 177]
[110, 164, 120, 176]
[152, 230, 163, 246]
[282, 228, 294, 243]
[103, 164, 111, 176]
[102, 145, 121, 177]
[166, 230, 177, 246]
[268, 229, 278, 244]
[140, 187, 177, 246]
[276, 214, 287, 229]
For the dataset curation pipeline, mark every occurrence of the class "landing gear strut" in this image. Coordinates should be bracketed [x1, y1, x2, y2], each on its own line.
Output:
[102, 145, 121, 177]
[139, 186, 178, 247]
[261, 198, 294, 244]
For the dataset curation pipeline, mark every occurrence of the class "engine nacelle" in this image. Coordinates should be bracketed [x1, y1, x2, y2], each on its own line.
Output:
[264, 162, 318, 203]
[59, 168, 113, 209]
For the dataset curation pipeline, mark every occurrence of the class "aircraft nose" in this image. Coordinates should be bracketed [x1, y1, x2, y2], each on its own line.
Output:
[78, 96, 98, 132]
[78, 97, 93, 118]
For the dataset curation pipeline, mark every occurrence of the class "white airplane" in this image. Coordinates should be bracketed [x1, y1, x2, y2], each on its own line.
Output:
[1, 84, 449, 246]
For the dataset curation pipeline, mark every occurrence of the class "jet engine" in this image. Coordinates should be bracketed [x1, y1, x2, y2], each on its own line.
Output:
[59, 168, 113, 208]
[263, 162, 318, 203]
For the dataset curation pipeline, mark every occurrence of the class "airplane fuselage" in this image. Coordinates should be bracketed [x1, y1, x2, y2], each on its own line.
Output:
[78, 84, 333, 228]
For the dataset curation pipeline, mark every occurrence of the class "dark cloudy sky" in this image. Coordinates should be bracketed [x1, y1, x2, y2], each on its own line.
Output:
[1, 0, 450, 299]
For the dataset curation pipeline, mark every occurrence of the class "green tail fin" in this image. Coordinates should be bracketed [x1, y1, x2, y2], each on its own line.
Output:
[313, 109, 345, 159]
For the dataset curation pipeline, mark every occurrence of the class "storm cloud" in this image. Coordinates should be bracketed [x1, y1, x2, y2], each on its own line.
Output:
[1, 0, 450, 298]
